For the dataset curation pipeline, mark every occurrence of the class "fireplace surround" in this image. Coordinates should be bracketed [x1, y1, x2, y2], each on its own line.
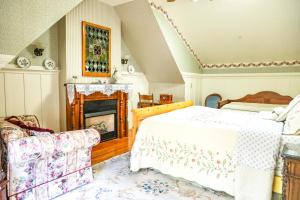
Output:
[65, 83, 129, 164]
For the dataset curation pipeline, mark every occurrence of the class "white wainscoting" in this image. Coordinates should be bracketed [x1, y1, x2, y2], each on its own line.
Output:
[182, 73, 202, 105]
[182, 72, 300, 106]
[0, 73, 5, 116]
[0, 69, 60, 131]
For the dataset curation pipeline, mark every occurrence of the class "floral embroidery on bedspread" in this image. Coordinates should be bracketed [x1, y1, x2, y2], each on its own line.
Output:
[132, 136, 235, 178]
[135, 106, 284, 171]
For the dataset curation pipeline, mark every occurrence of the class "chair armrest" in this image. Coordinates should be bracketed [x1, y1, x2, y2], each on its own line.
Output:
[218, 100, 230, 108]
[8, 129, 100, 164]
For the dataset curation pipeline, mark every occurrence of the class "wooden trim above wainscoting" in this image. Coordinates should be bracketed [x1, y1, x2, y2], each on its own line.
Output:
[0, 64, 60, 74]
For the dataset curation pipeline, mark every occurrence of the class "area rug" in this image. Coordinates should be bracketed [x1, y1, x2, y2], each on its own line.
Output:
[56, 153, 233, 200]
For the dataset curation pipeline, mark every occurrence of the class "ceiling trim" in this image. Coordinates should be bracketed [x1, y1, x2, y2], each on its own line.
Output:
[150, 2, 300, 69]
[204, 60, 300, 68]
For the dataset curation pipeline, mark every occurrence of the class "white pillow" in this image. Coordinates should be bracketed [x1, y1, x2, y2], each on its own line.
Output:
[221, 102, 287, 112]
[283, 102, 300, 134]
[258, 111, 278, 120]
[276, 95, 300, 122]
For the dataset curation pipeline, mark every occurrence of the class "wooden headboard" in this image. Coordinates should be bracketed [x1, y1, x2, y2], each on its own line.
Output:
[218, 91, 293, 108]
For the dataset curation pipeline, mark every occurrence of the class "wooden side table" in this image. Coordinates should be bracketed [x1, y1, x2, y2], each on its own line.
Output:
[282, 144, 300, 200]
[0, 179, 7, 200]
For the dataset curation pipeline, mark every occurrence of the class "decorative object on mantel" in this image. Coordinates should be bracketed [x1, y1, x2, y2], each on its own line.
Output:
[82, 21, 111, 77]
[43, 58, 56, 70]
[71, 76, 78, 83]
[16, 56, 31, 68]
[66, 83, 132, 104]
[110, 68, 122, 84]
[127, 65, 135, 74]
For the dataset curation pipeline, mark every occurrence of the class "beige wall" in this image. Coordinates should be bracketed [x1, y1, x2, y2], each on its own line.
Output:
[10, 24, 59, 67]
[121, 39, 143, 72]
[58, 0, 151, 130]
[200, 73, 300, 103]
[149, 82, 185, 103]
[182, 72, 300, 106]
[116, 0, 184, 83]
[153, 9, 201, 74]
[64, 0, 121, 83]
[0, 0, 82, 56]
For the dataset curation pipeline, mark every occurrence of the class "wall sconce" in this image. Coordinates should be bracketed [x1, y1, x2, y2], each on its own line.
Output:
[34, 48, 44, 56]
[121, 58, 128, 64]
[121, 55, 130, 64]
[33, 43, 45, 56]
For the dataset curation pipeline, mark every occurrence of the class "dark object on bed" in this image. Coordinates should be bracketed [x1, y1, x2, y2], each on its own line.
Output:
[218, 91, 293, 108]
[205, 93, 222, 108]
[282, 143, 300, 200]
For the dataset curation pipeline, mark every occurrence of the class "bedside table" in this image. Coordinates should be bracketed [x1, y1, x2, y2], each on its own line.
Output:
[282, 143, 300, 200]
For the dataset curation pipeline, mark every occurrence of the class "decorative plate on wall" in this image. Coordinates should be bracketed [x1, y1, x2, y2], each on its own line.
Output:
[127, 65, 135, 74]
[16, 56, 31, 68]
[44, 59, 56, 70]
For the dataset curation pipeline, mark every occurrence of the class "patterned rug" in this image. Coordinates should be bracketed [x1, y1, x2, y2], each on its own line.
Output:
[56, 153, 233, 200]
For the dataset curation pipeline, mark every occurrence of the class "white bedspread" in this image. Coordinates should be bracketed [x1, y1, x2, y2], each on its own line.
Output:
[130, 106, 284, 200]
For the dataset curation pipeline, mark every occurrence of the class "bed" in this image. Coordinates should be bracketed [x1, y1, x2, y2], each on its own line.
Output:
[129, 91, 299, 200]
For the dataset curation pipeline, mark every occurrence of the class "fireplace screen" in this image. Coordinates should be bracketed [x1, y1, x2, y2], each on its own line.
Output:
[84, 100, 118, 142]
[85, 114, 115, 134]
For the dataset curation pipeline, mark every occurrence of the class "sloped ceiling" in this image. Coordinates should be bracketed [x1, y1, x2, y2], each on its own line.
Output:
[150, 0, 300, 66]
[0, 0, 83, 57]
[116, 0, 184, 83]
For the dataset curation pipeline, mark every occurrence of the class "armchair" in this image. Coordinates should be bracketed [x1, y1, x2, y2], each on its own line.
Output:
[0, 116, 100, 200]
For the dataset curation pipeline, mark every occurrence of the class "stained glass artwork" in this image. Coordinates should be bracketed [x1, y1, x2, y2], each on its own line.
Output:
[82, 21, 111, 77]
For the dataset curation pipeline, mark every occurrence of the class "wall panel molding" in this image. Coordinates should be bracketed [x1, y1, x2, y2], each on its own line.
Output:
[182, 72, 300, 105]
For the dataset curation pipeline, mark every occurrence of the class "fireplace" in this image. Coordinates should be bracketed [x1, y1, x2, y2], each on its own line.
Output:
[65, 84, 129, 164]
[84, 100, 118, 142]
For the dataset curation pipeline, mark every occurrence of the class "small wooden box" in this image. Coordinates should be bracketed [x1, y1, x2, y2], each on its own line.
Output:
[282, 144, 300, 200]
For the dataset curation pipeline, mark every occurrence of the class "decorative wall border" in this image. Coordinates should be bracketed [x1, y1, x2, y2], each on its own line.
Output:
[203, 60, 300, 68]
[150, 2, 204, 67]
[149, 2, 300, 69]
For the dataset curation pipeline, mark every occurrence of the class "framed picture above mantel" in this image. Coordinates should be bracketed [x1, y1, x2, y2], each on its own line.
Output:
[82, 21, 111, 77]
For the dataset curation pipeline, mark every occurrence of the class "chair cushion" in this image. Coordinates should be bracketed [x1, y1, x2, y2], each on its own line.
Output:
[0, 120, 30, 142]
[5, 116, 54, 135]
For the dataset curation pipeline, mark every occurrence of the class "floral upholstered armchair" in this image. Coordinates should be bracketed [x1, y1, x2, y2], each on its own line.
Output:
[0, 115, 100, 200]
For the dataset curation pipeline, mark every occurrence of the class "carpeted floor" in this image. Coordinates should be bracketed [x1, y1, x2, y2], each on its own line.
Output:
[56, 153, 233, 200]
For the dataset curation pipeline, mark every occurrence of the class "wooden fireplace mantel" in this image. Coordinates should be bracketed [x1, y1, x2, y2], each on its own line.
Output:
[65, 83, 129, 164]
